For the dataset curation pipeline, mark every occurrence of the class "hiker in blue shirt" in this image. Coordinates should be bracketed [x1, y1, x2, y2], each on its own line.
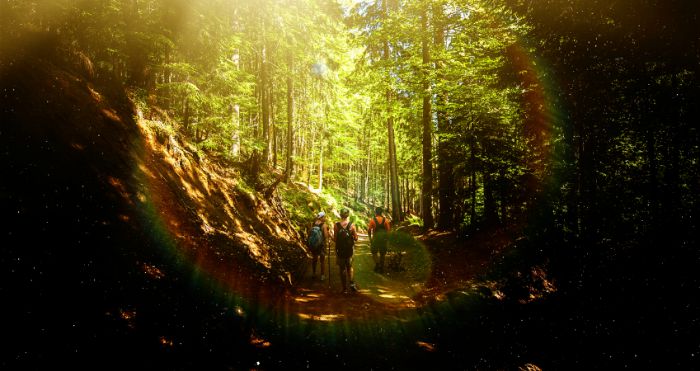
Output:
[307, 211, 330, 281]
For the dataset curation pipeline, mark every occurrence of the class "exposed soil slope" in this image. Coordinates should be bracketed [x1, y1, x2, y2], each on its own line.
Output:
[0, 45, 308, 368]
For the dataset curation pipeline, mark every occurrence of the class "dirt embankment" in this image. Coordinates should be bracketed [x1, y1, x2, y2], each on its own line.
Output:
[1, 43, 309, 367]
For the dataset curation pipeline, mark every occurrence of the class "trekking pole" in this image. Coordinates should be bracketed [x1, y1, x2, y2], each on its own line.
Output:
[328, 241, 331, 288]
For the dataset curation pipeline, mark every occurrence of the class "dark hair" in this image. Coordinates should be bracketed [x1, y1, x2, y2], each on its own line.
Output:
[375, 207, 383, 215]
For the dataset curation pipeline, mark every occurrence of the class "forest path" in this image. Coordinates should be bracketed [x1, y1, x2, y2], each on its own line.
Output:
[288, 233, 431, 321]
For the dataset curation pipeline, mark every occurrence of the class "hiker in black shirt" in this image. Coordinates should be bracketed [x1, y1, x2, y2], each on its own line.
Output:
[334, 208, 358, 293]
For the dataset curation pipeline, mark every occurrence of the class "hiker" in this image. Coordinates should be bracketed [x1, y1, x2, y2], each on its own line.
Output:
[334, 208, 359, 293]
[368, 207, 391, 273]
[307, 211, 330, 281]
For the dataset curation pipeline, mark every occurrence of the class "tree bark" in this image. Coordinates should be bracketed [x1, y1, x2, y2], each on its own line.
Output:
[231, 103, 241, 158]
[383, 0, 402, 222]
[318, 129, 324, 191]
[420, 6, 434, 229]
[183, 96, 190, 133]
[270, 83, 276, 167]
[434, 4, 454, 230]
[261, 37, 271, 163]
[284, 54, 294, 182]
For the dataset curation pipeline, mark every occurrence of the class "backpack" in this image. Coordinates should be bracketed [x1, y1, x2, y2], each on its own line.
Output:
[336, 222, 354, 258]
[307, 223, 324, 251]
[374, 217, 387, 233]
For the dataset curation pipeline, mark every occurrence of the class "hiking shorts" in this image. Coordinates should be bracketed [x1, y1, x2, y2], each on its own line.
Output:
[337, 256, 353, 270]
[310, 243, 326, 257]
[370, 234, 388, 255]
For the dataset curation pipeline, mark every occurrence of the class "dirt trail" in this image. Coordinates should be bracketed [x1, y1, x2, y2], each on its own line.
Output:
[287, 233, 435, 321]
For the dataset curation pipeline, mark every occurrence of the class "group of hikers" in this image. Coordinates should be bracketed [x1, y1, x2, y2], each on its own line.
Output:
[306, 207, 391, 294]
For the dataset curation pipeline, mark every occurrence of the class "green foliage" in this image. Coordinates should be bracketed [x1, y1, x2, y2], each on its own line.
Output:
[405, 214, 423, 228]
[142, 119, 176, 139]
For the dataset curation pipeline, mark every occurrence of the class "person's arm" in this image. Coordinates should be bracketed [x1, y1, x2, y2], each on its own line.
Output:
[368, 219, 374, 240]
[351, 225, 359, 241]
[385, 218, 391, 232]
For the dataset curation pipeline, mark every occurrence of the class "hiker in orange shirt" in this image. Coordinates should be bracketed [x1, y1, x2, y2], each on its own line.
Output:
[368, 207, 391, 273]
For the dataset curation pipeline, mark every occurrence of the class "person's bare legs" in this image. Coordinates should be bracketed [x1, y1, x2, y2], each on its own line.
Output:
[348, 265, 357, 291]
[339, 265, 347, 291]
[372, 251, 380, 271]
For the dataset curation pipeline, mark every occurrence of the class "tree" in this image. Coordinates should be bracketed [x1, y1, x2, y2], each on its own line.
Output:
[420, 3, 433, 229]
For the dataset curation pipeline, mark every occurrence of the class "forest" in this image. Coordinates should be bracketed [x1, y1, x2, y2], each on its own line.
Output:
[1, 0, 698, 369]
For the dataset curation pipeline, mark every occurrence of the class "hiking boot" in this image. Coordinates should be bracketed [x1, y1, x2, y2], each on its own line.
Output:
[349, 283, 358, 293]
[341, 287, 348, 294]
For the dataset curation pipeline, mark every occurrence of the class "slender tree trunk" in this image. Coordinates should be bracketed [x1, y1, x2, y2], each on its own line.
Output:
[254, 52, 261, 139]
[385, 162, 390, 210]
[470, 141, 476, 226]
[231, 103, 241, 158]
[383, 0, 402, 222]
[421, 6, 434, 229]
[183, 96, 190, 133]
[434, 5, 454, 230]
[318, 129, 324, 191]
[261, 39, 271, 163]
[308, 124, 316, 188]
[271, 84, 277, 168]
[363, 118, 371, 202]
[284, 54, 294, 182]
[388, 115, 401, 220]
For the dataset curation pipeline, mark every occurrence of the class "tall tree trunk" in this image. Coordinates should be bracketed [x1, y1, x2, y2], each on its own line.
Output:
[387, 113, 401, 221]
[363, 118, 372, 203]
[470, 138, 477, 226]
[231, 103, 241, 158]
[271, 84, 277, 167]
[434, 5, 454, 230]
[420, 6, 434, 229]
[261, 40, 271, 163]
[318, 130, 324, 191]
[385, 162, 390, 210]
[383, 0, 401, 222]
[308, 124, 316, 188]
[284, 54, 294, 182]
[183, 96, 190, 133]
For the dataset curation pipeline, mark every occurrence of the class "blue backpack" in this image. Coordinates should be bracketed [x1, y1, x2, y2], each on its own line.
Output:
[307, 223, 324, 250]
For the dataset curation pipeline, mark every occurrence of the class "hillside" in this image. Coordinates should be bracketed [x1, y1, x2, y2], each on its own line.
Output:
[0, 43, 313, 368]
